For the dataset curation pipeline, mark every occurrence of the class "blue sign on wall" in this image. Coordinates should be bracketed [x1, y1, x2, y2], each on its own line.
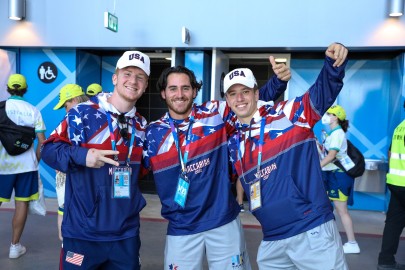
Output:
[21, 49, 77, 197]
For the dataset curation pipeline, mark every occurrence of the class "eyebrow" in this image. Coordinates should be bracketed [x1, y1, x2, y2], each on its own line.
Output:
[167, 84, 191, 89]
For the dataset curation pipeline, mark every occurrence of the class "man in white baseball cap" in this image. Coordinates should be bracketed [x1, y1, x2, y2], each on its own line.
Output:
[116, 50, 150, 76]
[223, 68, 257, 94]
[226, 43, 349, 270]
[223, 67, 260, 126]
[42, 50, 151, 269]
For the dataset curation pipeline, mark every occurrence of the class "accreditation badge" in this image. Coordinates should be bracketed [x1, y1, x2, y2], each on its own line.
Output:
[174, 174, 189, 208]
[249, 179, 262, 211]
[112, 166, 131, 199]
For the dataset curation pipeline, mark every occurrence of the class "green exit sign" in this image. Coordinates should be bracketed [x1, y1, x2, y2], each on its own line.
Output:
[104, 12, 118, 32]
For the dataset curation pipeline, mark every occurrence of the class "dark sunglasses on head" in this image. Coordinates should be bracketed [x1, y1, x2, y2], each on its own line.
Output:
[117, 114, 128, 139]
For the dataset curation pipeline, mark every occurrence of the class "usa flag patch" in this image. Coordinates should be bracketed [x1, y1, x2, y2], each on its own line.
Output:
[66, 251, 84, 266]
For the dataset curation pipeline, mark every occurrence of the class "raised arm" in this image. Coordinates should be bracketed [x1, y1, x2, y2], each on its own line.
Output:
[258, 56, 291, 102]
[309, 43, 348, 116]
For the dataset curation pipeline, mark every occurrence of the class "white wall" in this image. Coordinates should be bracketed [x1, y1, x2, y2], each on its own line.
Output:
[0, 0, 405, 49]
[0, 49, 16, 101]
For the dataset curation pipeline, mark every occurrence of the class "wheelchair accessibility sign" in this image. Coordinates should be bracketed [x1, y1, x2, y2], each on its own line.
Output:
[38, 62, 58, 83]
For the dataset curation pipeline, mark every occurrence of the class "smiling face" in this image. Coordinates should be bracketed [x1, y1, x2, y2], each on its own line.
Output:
[112, 66, 148, 104]
[225, 84, 259, 124]
[161, 72, 197, 120]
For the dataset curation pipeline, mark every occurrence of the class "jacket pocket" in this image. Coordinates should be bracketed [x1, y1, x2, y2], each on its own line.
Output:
[255, 175, 313, 231]
[85, 185, 139, 233]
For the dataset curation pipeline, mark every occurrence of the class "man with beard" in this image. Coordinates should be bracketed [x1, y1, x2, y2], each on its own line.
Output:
[143, 59, 290, 269]
[41, 51, 148, 270]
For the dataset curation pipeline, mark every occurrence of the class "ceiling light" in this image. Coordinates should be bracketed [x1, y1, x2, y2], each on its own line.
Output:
[9, 0, 25, 21]
[389, 0, 404, 17]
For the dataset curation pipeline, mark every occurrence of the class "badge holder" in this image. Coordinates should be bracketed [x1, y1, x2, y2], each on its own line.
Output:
[112, 166, 131, 199]
[169, 115, 194, 208]
[249, 179, 262, 211]
[174, 173, 189, 208]
[106, 113, 135, 200]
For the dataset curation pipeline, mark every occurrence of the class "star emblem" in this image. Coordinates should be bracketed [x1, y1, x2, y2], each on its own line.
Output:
[72, 115, 82, 126]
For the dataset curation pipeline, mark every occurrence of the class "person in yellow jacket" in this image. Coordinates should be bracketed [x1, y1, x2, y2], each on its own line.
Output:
[377, 119, 405, 270]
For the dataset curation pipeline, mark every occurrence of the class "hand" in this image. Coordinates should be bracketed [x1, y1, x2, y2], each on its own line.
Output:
[325, 43, 348, 67]
[269, 56, 291, 81]
[86, 149, 120, 168]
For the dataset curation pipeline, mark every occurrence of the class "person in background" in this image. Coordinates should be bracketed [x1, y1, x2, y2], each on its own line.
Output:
[143, 58, 290, 269]
[86, 83, 102, 97]
[320, 105, 360, 254]
[377, 112, 405, 270]
[226, 43, 349, 269]
[52, 83, 89, 241]
[41, 51, 149, 270]
[0, 74, 46, 259]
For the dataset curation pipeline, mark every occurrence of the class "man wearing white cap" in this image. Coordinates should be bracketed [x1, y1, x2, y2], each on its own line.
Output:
[143, 57, 290, 269]
[226, 43, 349, 269]
[42, 51, 149, 270]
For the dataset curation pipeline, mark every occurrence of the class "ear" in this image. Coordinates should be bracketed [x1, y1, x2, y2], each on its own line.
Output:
[192, 88, 197, 99]
[225, 94, 231, 107]
[112, 73, 118, 86]
[255, 89, 259, 101]
[161, 90, 166, 100]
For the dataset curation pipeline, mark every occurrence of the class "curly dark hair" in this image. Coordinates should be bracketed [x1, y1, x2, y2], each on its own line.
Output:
[156, 66, 202, 97]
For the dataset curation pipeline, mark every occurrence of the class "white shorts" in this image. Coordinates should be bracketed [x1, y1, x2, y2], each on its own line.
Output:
[164, 216, 251, 270]
[257, 220, 348, 270]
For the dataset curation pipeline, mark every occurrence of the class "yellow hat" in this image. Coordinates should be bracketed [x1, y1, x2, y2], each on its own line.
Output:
[86, 83, 102, 96]
[7, 74, 27, 90]
[327, 105, 346, 121]
[53, 84, 85, 110]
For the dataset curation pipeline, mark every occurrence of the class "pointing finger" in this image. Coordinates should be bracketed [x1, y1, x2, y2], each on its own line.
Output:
[98, 150, 120, 157]
[99, 156, 119, 167]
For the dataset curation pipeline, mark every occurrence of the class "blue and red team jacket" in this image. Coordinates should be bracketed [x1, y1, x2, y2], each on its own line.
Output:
[41, 93, 146, 241]
[228, 56, 347, 241]
[143, 76, 287, 236]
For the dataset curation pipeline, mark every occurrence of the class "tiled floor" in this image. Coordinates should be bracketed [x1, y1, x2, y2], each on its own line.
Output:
[1, 194, 404, 270]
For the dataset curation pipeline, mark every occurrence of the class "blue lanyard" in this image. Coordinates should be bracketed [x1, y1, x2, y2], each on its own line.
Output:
[106, 113, 136, 166]
[237, 117, 266, 183]
[168, 111, 195, 175]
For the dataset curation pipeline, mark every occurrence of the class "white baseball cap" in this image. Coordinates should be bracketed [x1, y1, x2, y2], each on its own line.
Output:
[223, 68, 257, 93]
[116, 51, 150, 76]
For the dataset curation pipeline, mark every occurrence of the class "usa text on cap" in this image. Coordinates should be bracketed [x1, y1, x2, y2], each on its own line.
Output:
[116, 51, 150, 76]
[223, 68, 257, 94]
